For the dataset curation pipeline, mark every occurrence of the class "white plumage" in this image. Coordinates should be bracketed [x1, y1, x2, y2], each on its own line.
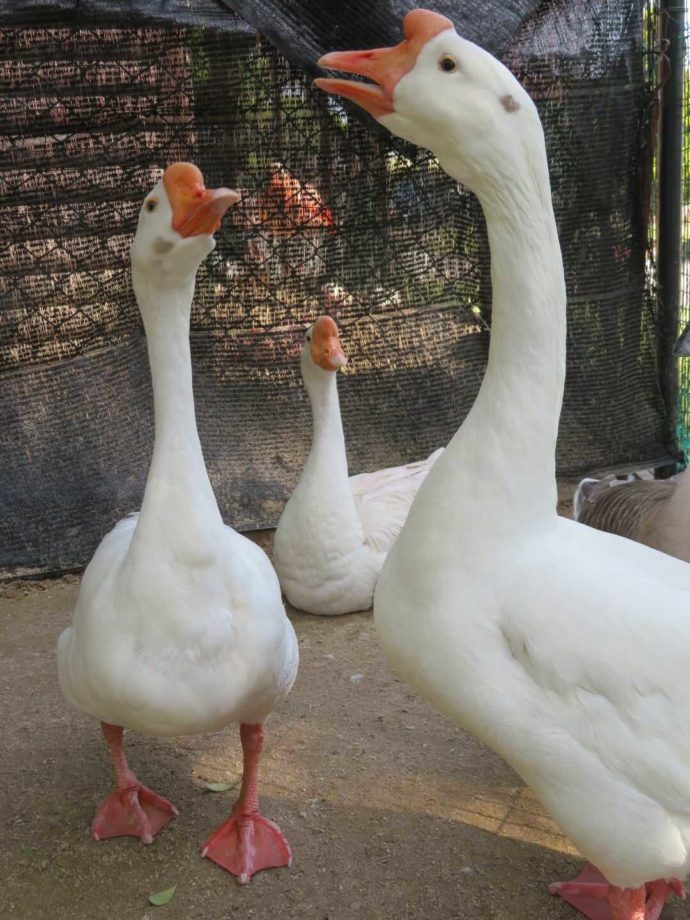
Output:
[59, 514, 297, 737]
[350, 450, 443, 555]
[57, 163, 297, 882]
[273, 315, 441, 614]
[318, 11, 690, 915]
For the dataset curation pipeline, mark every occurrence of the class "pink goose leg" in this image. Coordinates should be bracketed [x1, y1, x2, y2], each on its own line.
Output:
[91, 722, 178, 844]
[201, 723, 292, 884]
[550, 863, 685, 920]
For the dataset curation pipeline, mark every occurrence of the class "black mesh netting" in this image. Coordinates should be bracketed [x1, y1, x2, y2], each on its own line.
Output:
[0, 0, 669, 575]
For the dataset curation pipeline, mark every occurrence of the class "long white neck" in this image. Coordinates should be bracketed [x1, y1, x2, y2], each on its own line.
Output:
[130, 275, 223, 559]
[439, 140, 566, 523]
[302, 367, 351, 490]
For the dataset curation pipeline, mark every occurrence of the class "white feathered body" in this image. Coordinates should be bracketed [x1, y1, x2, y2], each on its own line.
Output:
[377, 462, 690, 887]
[58, 514, 298, 736]
[350, 449, 444, 554]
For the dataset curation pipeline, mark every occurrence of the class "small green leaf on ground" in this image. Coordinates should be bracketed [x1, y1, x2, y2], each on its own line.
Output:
[148, 884, 177, 906]
[205, 778, 240, 792]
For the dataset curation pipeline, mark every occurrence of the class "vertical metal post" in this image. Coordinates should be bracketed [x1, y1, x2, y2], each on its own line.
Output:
[657, 0, 685, 451]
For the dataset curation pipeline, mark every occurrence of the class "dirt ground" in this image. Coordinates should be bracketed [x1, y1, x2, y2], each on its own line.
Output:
[2, 501, 688, 920]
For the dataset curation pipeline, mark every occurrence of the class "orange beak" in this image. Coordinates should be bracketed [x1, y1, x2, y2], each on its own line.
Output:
[311, 315, 348, 371]
[162, 162, 240, 237]
[315, 9, 453, 118]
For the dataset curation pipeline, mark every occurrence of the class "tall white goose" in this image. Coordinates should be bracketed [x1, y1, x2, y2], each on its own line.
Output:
[317, 11, 690, 919]
[58, 162, 298, 884]
[273, 314, 441, 614]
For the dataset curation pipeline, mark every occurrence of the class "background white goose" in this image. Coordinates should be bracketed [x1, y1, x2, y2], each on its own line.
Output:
[273, 314, 441, 614]
[58, 162, 298, 885]
[317, 10, 690, 919]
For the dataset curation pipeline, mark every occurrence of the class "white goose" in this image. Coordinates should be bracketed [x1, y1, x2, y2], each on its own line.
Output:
[58, 162, 298, 884]
[318, 11, 690, 919]
[273, 314, 441, 614]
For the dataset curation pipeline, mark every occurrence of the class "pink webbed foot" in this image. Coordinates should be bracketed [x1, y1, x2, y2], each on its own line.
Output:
[550, 863, 685, 920]
[644, 879, 686, 920]
[201, 722, 292, 884]
[550, 864, 616, 920]
[92, 722, 178, 844]
[201, 811, 292, 884]
[92, 779, 178, 844]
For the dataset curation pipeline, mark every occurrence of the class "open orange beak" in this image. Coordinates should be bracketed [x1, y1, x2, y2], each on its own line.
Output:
[311, 315, 348, 371]
[315, 9, 453, 118]
[162, 162, 240, 237]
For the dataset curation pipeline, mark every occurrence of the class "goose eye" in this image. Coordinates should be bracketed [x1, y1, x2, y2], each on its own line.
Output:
[306, 332, 312, 342]
[438, 55, 457, 73]
[145, 198, 158, 213]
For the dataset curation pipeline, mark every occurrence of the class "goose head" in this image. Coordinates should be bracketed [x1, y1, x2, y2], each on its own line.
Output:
[130, 162, 240, 288]
[301, 315, 348, 387]
[315, 9, 541, 192]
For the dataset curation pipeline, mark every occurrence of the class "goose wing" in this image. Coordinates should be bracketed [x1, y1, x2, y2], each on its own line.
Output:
[350, 448, 443, 555]
[495, 517, 690, 816]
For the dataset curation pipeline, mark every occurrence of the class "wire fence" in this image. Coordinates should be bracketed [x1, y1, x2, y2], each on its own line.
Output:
[677, 0, 690, 457]
[0, 2, 673, 574]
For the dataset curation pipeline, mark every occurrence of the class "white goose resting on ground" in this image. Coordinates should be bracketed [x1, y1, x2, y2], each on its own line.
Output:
[318, 10, 690, 919]
[273, 315, 441, 614]
[58, 163, 298, 884]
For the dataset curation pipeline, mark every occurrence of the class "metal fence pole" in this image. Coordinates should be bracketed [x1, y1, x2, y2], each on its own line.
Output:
[657, 0, 686, 455]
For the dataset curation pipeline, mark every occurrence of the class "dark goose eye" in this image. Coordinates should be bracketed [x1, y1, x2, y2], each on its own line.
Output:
[439, 55, 457, 73]
[145, 198, 158, 213]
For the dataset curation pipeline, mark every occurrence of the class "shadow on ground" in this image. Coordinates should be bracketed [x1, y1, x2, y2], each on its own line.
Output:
[1, 528, 685, 919]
